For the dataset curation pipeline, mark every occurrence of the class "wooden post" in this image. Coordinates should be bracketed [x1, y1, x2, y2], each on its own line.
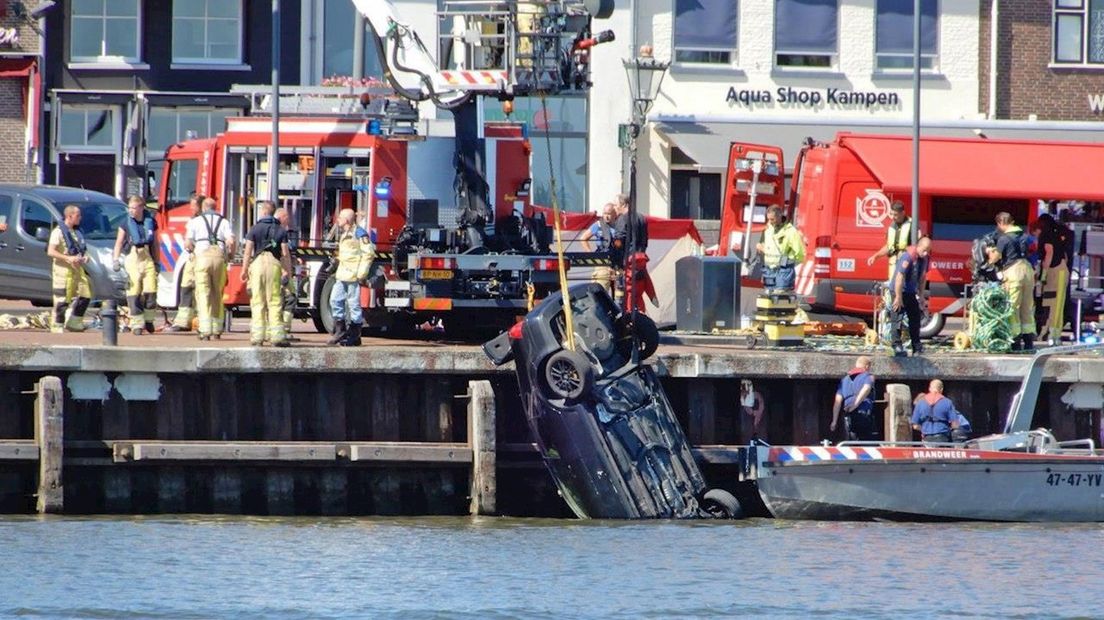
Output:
[687, 380, 716, 445]
[468, 380, 496, 516]
[34, 376, 63, 514]
[884, 383, 912, 442]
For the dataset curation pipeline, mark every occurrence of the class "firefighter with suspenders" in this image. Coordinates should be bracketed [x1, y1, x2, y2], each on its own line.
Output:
[241, 200, 292, 347]
[867, 201, 912, 280]
[185, 197, 235, 341]
[112, 195, 159, 335]
[45, 204, 92, 333]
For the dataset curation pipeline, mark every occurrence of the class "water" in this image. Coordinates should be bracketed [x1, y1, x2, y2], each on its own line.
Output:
[1, 515, 1102, 619]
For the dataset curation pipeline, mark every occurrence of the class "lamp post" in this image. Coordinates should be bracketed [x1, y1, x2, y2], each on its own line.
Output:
[621, 49, 668, 315]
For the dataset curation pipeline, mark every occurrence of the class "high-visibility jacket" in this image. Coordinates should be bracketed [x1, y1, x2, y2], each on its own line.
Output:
[335, 226, 376, 283]
[762, 222, 805, 268]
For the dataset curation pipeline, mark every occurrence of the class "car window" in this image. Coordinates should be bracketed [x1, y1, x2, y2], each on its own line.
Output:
[0, 194, 12, 232]
[19, 199, 55, 238]
[69, 201, 128, 241]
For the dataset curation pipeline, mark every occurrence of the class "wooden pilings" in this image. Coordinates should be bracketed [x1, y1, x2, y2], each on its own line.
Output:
[468, 380, 496, 516]
[34, 376, 63, 514]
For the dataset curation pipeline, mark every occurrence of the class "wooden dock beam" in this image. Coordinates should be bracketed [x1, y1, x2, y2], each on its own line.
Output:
[34, 376, 63, 514]
[468, 380, 496, 516]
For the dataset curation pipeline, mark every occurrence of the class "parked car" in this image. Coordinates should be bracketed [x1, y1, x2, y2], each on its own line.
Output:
[0, 185, 128, 306]
[484, 282, 743, 519]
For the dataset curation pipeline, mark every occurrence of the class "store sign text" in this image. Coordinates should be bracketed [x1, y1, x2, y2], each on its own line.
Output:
[726, 87, 901, 109]
[0, 28, 18, 47]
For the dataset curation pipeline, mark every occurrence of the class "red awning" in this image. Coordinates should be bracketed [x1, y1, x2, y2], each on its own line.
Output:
[0, 57, 34, 78]
[838, 133, 1104, 201]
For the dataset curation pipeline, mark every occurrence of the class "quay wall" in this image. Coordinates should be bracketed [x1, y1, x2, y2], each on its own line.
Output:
[0, 345, 1100, 516]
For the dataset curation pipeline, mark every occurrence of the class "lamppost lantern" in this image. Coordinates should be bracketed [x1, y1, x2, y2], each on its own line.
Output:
[623, 54, 670, 125]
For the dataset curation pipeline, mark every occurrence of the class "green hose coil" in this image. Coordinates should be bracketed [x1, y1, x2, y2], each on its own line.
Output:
[969, 283, 1014, 353]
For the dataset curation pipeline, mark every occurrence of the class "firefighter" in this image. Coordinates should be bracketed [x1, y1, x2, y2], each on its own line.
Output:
[166, 195, 203, 332]
[986, 212, 1036, 351]
[45, 204, 91, 333]
[890, 236, 931, 357]
[112, 195, 159, 335]
[328, 208, 375, 347]
[185, 197, 235, 341]
[1032, 213, 1069, 346]
[755, 205, 805, 292]
[867, 201, 911, 280]
[274, 207, 298, 340]
[241, 201, 292, 347]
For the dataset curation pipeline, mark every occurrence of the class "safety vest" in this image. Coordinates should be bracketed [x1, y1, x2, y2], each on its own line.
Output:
[124, 215, 156, 249]
[886, 219, 911, 257]
[763, 222, 803, 268]
[59, 225, 87, 256]
[335, 226, 375, 283]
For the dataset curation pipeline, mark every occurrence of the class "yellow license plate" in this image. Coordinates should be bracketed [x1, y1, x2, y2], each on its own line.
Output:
[421, 269, 454, 280]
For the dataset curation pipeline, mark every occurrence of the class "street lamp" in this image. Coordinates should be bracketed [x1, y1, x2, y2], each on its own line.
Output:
[620, 47, 668, 355]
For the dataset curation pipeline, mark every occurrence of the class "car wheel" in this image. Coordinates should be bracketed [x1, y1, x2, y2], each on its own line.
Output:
[700, 488, 743, 519]
[542, 349, 594, 401]
[919, 311, 945, 339]
[632, 314, 660, 359]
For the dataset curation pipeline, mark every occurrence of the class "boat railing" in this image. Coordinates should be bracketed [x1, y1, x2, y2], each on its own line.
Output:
[838, 440, 963, 448]
[840, 432, 1099, 455]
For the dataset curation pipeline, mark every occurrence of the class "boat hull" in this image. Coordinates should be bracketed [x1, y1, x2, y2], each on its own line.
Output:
[757, 446, 1104, 522]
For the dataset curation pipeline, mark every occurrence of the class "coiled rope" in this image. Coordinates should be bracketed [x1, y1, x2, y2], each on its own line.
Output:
[969, 283, 1014, 353]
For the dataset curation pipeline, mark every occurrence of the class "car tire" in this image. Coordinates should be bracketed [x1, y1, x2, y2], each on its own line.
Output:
[700, 488, 743, 519]
[919, 311, 945, 339]
[542, 349, 594, 401]
[632, 314, 660, 359]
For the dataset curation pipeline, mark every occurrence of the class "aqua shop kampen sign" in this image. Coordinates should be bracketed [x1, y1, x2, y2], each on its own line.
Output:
[726, 87, 901, 109]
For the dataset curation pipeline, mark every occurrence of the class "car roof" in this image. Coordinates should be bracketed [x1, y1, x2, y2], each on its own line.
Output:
[0, 184, 124, 204]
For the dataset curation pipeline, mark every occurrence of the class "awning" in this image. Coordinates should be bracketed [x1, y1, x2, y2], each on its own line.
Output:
[655, 122, 730, 171]
[840, 134, 1104, 201]
[0, 57, 33, 77]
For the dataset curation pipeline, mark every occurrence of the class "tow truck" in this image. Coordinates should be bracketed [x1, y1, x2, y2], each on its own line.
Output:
[153, 0, 614, 337]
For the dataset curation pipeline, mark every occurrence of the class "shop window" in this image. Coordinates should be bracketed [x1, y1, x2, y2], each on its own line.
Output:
[58, 106, 115, 150]
[671, 171, 721, 220]
[775, 0, 838, 69]
[322, 0, 384, 79]
[1053, 0, 1104, 65]
[148, 108, 236, 155]
[70, 0, 141, 63]
[875, 0, 938, 70]
[674, 0, 738, 65]
[172, 0, 243, 64]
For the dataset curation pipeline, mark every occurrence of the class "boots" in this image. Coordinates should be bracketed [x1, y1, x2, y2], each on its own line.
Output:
[1010, 335, 1023, 352]
[1021, 333, 1035, 352]
[327, 319, 347, 345]
[342, 322, 363, 347]
[66, 297, 90, 332]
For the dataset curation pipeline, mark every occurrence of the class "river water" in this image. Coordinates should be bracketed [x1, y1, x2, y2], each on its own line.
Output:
[1, 515, 1101, 619]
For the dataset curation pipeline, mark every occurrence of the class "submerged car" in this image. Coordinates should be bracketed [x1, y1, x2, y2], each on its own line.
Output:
[485, 282, 742, 519]
[0, 185, 129, 305]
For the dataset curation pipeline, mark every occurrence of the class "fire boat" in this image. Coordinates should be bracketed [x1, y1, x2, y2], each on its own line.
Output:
[749, 343, 1104, 522]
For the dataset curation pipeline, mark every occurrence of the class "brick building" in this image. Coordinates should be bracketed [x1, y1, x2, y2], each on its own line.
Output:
[980, 0, 1104, 120]
[0, 2, 43, 184]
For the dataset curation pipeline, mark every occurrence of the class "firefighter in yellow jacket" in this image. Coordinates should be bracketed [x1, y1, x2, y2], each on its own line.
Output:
[241, 201, 292, 347]
[185, 197, 235, 341]
[167, 195, 203, 332]
[45, 204, 92, 333]
[987, 212, 1036, 351]
[327, 208, 375, 347]
[756, 205, 805, 292]
[112, 195, 159, 335]
[867, 201, 912, 280]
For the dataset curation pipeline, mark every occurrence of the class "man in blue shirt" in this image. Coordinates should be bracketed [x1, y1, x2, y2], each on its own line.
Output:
[910, 379, 960, 444]
[830, 355, 876, 441]
[890, 236, 931, 357]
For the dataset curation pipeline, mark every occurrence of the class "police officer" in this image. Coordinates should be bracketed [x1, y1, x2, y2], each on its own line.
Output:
[273, 207, 298, 340]
[112, 195, 159, 335]
[891, 236, 931, 357]
[241, 201, 292, 347]
[867, 201, 911, 280]
[185, 197, 235, 341]
[45, 204, 91, 333]
[166, 195, 203, 332]
[910, 379, 960, 444]
[328, 208, 375, 346]
[830, 355, 876, 441]
[986, 212, 1036, 351]
[756, 205, 805, 292]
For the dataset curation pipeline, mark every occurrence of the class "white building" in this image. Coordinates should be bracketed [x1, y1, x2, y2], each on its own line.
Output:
[588, 0, 984, 220]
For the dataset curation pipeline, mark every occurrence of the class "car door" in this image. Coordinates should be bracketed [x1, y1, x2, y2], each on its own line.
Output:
[0, 192, 17, 299]
[8, 195, 60, 303]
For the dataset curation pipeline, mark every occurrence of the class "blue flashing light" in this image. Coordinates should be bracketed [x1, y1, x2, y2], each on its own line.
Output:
[1082, 334, 1101, 345]
[374, 177, 392, 199]
[367, 119, 382, 135]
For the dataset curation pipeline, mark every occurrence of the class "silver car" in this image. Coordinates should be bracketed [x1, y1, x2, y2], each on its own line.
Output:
[0, 185, 129, 306]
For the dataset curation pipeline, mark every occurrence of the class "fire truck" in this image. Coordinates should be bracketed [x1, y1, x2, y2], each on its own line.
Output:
[717, 133, 1104, 337]
[153, 0, 614, 336]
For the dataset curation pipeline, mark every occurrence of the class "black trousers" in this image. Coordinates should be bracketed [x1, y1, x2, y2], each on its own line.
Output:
[890, 293, 922, 348]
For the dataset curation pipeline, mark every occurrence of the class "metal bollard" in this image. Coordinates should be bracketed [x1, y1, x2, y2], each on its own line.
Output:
[101, 299, 118, 346]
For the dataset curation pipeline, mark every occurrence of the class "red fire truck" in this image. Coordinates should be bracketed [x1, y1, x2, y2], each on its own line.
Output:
[718, 133, 1104, 336]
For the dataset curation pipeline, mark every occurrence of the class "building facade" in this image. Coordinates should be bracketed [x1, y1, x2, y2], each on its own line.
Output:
[0, 1, 44, 184]
[42, 0, 301, 198]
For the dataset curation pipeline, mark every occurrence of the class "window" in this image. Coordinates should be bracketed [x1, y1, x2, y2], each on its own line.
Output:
[147, 107, 236, 155]
[775, 0, 838, 68]
[322, 0, 384, 79]
[1053, 0, 1104, 65]
[20, 200, 54, 238]
[172, 0, 243, 64]
[167, 159, 199, 206]
[74, 202, 128, 240]
[876, 0, 938, 70]
[671, 171, 721, 220]
[931, 197, 1028, 242]
[70, 0, 140, 63]
[58, 106, 115, 150]
[0, 195, 12, 231]
[674, 0, 738, 65]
